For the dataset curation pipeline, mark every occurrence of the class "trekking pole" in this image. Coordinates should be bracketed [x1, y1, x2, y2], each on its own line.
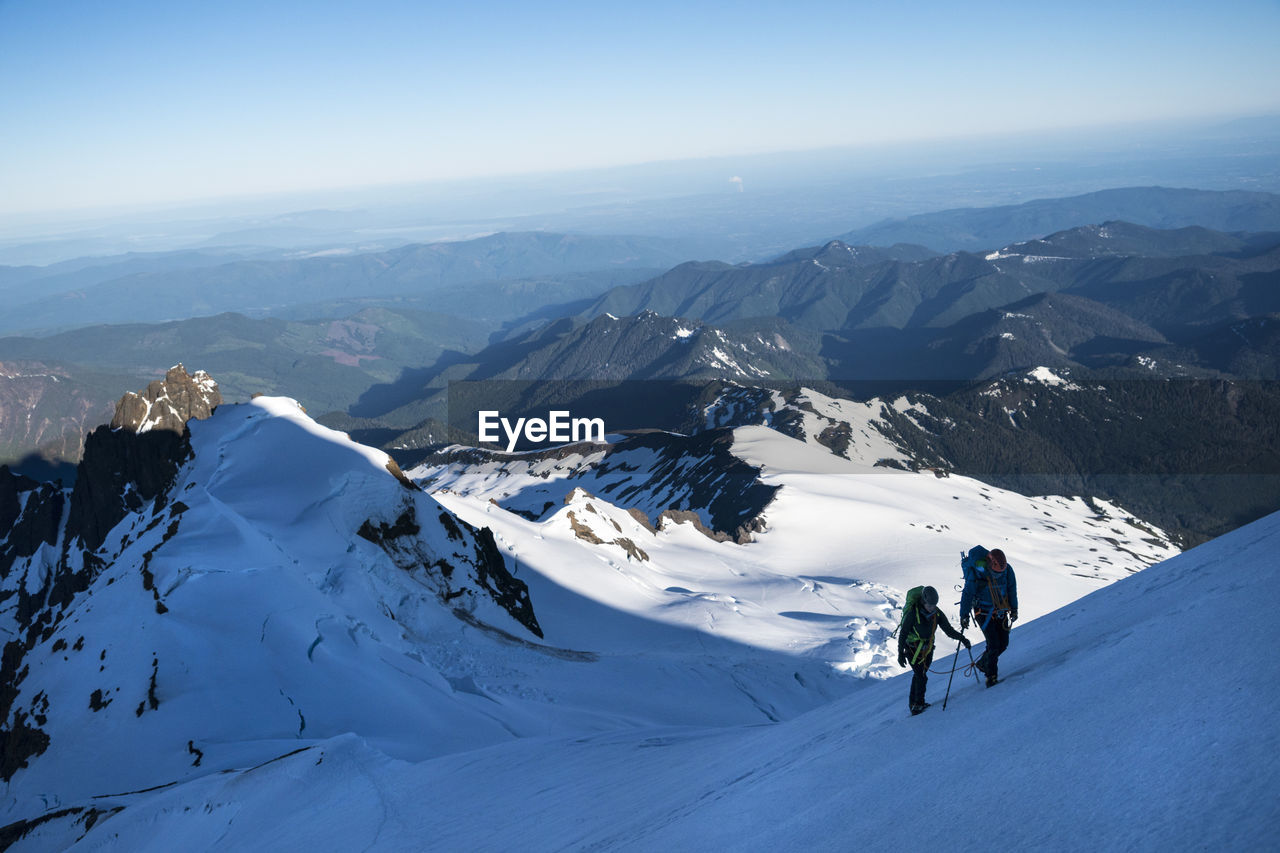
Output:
[942, 636, 962, 710]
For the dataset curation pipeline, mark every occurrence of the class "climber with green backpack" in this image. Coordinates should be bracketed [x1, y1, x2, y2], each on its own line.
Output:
[897, 585, 970, 715]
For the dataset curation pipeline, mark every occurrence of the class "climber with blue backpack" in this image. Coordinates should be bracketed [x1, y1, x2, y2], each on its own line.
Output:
[959, 545, 1019, 687]
[897, 585, 970, 715]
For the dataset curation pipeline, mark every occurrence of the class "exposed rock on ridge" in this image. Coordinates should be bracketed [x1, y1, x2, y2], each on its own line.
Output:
[356, 502, 543, 638]
[418, 428, 779, 544]
[0, 372, 550, 797]
[74, 365, 220, 553]
[0, 367, 221, 781]
[110, 364, 221, 434]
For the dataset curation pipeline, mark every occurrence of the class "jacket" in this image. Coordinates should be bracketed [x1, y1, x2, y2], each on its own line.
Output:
[898, 602, 964, 665]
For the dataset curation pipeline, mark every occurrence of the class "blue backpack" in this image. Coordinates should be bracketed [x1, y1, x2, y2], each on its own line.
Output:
[961, 545, 989, 584]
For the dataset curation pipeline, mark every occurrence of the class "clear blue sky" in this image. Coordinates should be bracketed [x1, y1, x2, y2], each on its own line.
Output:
[2, 0, 1278, 215]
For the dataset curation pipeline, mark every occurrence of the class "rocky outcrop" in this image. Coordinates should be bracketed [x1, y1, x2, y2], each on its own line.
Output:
[0, 470, 63, 580]
[419, 428, 779, 544]
[110, 364, 221, 434]
[357, 503, 543, 639]
[0, 368, 221, 781]
[469, 524, 543, 638]
[70, 366, 219, 553]
[563, 491, 651, 561]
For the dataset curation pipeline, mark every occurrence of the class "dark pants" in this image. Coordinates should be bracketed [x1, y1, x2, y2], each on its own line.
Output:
[975, 611, 1010, 679]
[908, 645, 933, 708]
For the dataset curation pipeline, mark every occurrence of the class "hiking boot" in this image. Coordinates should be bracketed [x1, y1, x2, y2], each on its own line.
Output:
[985, 674, 998, 688]
[910, 702, 931, 715]
[974, 656, 988, 675]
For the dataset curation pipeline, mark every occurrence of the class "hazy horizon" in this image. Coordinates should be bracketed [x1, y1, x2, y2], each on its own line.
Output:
[4, 0, 1279, 218]
[1, 111, 1274, 220]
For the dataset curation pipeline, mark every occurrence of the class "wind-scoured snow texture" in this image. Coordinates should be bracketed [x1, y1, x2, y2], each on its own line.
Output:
[23, 509, 1275, 852]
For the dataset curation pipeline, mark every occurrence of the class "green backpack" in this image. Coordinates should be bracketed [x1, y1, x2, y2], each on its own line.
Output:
[892, 585, 925, 639]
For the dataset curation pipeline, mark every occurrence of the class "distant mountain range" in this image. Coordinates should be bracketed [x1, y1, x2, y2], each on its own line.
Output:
[587, 220, 1280, 336]
[9, 186, 1279, 338]
[835, 186, 1280, 252]
[0, 231, 690, 335]
[332, 311, 827, 443]
[9, 219, 1280, 488]
[582, 220, 1280, 380]
[0, 247, 278, 310]
[5, 189, 1279, 548]
[0, 308, 489, 407]
[0, 308, 489, 472]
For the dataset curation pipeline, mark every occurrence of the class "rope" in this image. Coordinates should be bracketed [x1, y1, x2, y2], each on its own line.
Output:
[921, 659, 980, 676]
[904, 643, 983, 676]
[908, 642, 974, 675]
[963, 644, 983, 682]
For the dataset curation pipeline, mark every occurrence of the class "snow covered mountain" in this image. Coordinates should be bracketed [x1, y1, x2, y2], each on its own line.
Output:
[0, 368, 1194, 848]
[0, 371, 555, 804]
[695, 376, 1280, 547]
[11, 488, 1275, 849]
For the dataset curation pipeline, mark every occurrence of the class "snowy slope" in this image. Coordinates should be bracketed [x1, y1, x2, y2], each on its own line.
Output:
[19, 508, 1277, 851]
[0, 387, 1191, 848]
[420, 423, 1178, 679]
[0, 397, 868, 835]
[0, 396, 550, 821]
